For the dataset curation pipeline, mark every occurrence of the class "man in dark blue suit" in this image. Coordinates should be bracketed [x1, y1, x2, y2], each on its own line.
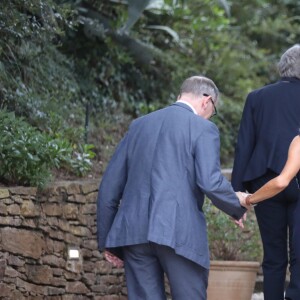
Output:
[232, 44, 300, 300]
[97, 75, 248, 300]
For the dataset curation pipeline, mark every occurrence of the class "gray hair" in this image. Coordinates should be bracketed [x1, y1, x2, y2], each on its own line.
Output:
[179, 76, 219, 102]
[278, 44, 300, 79]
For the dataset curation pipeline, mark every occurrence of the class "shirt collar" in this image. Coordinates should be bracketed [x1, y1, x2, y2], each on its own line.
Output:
[176, 100, 197, 114]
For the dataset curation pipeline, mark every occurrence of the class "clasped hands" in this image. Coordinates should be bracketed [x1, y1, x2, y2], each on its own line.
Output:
[234, 191, 253, 229]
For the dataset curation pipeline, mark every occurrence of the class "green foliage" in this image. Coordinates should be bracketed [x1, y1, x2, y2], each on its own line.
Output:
[68, 143, 96, 177]
[204, 200, 262, 261]
[0, 110, 95, 187]
[0, 0, 81, 126]
[87, 0, 294, 163]
[90, 113, 132, 174]
[0, 110, 71, 187]
[2, 0, 300, 186]
[215, 97, 244, 166]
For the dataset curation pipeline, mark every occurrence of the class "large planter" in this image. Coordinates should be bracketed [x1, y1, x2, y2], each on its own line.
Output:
[207, 260, 260, 300]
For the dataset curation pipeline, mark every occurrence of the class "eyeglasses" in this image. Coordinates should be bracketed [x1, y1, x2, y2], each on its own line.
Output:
[203, 93, 217, 117]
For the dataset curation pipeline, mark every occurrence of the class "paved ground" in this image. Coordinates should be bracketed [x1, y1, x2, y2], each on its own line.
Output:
[252, 293, 264, 300]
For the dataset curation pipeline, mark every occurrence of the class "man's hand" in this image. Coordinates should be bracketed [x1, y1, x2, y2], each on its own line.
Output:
[234, 212, 247, 229]
[104, 251, 124, 268]
[236, 191, 252, 210]
[234, 191, 252, 228]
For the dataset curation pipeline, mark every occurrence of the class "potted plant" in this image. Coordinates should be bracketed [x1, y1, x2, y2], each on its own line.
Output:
[204, 200, 262, 300]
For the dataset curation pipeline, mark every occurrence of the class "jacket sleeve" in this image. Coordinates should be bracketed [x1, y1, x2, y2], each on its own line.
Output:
[97, 133, 129, 251]
[195, 122, 246, 220]
[231, 93, 256, 191]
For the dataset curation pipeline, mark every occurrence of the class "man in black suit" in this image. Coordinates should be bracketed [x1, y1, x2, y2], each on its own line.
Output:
[232, 44, 300, 300]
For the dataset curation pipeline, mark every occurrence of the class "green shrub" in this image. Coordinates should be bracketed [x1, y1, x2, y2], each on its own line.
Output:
[68, 144, 96, 177]
[43, 112, 96, 177]
[204, 199, 262, 262]
[0, 110, 72, 187]
[0, 110, 95, 187]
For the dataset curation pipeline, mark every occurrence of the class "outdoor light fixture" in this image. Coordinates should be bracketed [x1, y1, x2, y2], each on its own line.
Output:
[67, 247, 80, 260]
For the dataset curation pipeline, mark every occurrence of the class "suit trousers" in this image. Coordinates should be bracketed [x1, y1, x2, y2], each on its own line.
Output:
[123, 242, 209, 300]
[248, 171, 300, 300]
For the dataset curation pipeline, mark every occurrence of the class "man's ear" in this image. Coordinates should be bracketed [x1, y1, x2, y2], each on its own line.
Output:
[201, 97, 209, 109]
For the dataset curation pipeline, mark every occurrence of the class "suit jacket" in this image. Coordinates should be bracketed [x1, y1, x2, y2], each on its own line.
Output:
[97, 102, 246, 269]
[232, 77, 300, 192]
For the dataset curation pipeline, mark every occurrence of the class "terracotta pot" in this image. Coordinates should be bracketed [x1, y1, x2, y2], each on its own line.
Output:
[207, 260, 260, 300]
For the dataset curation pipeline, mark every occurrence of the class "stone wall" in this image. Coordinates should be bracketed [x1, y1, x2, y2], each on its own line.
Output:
[0, 177, 264, 300]
[0, 180, 127, 300]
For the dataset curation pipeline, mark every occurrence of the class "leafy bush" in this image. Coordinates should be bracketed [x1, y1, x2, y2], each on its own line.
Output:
[0, 110, 95, 187]
[0, 0, 81, 127]
[1, 0, 300, 187]
[42, 112, 97, 177]
[204, 199, 262, 262]
[0, 110, 71, 187]
[65, 143, 96, 177]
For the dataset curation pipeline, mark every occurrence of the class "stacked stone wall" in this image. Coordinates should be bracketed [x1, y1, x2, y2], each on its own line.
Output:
[0, 180, 127, 300]
[0, 176, 263, 299]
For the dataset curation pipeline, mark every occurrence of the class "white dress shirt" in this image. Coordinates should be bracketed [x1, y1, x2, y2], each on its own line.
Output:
[176, 100, 197, 115]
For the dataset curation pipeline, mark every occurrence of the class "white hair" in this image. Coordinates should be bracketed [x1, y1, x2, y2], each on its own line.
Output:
[278, 44, 300, 79]
[179, 76, 219, 102]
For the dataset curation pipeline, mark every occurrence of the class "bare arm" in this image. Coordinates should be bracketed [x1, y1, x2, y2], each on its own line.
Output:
[249, 136, 300, 204]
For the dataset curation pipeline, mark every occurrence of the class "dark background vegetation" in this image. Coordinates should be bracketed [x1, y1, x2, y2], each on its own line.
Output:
[1, 0, 300, 187]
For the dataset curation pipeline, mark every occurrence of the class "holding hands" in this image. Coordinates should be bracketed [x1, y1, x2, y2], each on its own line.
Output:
[234, 192, 253, 228]
[236, 191, 252, 210]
